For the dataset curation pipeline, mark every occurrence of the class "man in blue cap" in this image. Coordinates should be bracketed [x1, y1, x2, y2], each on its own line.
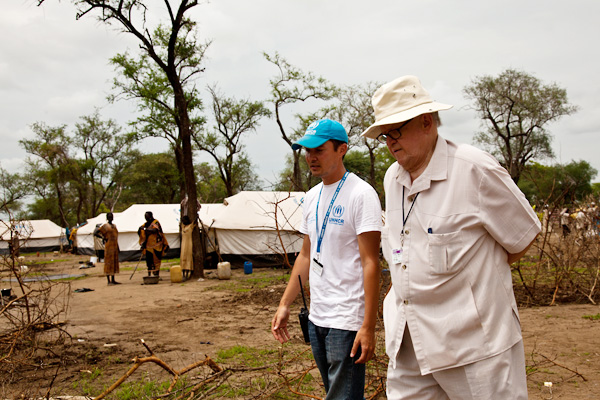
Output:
[271, 119, 382, 399]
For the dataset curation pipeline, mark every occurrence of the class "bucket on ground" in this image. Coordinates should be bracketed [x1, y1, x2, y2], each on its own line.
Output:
[244, 261, 253, 275]
[143, 275, 159, 285]
[170, 265, 182, 283]
[217, 262, 231, 280]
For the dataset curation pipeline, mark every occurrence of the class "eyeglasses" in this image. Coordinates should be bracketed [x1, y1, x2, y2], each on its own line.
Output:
[376, 119, 411, 144]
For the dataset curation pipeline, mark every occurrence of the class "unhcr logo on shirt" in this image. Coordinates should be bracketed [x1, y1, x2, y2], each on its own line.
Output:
[329, 205, 345, 225]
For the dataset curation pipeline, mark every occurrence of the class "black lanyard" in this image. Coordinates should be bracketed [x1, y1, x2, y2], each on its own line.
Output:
[402, 186, 419, 235]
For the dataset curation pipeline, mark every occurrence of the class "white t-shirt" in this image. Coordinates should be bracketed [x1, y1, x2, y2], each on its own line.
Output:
[300, 172, 382, 331]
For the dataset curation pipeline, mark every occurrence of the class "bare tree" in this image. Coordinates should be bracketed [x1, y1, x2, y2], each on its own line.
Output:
[330, 82, 382, 188]
[194, 86, 270, 196]
[264, 52, 337, 191]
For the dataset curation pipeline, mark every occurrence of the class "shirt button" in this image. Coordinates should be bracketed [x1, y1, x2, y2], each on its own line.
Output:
[402, 264, 407, 270]
[405, 230, 410, 235]
[403, 299, 409, 305]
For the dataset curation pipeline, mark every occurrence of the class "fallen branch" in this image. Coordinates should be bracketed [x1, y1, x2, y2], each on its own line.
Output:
[537, 352, 587, 382]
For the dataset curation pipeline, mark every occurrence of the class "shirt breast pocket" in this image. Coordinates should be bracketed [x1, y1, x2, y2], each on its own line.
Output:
[427, 230, 465, 275]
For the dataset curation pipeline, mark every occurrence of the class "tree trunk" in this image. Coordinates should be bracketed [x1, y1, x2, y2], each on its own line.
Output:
[291, 150, 304, 191]
[174, 92, 205, 278]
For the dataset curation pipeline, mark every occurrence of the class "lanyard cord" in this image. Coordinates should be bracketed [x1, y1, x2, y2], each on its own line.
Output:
[402, 186, 419, 235]
[315, 171, 349, 254]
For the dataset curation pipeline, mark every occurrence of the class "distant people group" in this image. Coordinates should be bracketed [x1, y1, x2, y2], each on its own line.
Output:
[550, 202, 599, 238]
[68, 208, 195, 285]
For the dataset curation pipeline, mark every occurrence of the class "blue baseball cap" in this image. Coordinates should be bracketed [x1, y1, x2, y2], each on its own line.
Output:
[291, 119, 348, 150]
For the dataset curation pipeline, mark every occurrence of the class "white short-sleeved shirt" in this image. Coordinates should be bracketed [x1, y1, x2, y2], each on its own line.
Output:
[300, 172, 382, 331]
[382, 136, 541, 374]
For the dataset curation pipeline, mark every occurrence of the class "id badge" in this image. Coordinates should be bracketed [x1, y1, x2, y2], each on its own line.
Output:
[392, 248, 403, 264]
[311, 257, 323, 276]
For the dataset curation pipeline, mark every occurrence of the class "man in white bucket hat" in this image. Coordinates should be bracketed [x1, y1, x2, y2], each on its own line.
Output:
[362, 76, 540, 399]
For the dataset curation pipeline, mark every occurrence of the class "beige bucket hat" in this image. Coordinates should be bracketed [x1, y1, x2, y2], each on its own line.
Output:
[361, 75, 453, 139]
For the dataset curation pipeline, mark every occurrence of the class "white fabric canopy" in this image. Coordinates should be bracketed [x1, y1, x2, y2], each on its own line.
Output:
[73, 191, 305, 258]
[0, 219, 65, 252]
[205, 191, 305, 255]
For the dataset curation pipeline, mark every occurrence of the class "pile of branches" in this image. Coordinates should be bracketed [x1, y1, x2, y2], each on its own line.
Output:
[87, 335, 388, 400]
[513, 202, 600, 306]
[0, 230, 71, 392]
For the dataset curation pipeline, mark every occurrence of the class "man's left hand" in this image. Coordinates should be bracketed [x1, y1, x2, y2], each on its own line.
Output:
[351, 326, 375, 364]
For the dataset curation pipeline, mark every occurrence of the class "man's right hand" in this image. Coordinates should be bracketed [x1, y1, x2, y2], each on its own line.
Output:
[271, 305, 291, 344]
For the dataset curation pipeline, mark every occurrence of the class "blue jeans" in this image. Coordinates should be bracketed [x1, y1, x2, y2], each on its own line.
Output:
[308, 320, 365, 400]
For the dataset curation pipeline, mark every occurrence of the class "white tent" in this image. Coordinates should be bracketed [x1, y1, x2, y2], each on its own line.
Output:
[205, 191, 305, 255]
[0, 219, 65, 253]
[75, 204, 226, 260]
[197, 203, 225, 253]
[115, 204, 182, 253]
[75, 204, 182, 260]
[72, 192, 305, 260]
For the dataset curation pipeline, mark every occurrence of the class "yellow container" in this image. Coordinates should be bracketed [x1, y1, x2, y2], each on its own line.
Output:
[170, 265, 183, 283]
[217, 262, 231, 280]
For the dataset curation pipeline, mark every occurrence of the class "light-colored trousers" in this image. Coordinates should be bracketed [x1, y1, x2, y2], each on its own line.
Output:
[387, 326, 528, 400]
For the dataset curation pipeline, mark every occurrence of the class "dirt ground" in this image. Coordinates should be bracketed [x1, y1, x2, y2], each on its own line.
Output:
[2, 253, 600, 399]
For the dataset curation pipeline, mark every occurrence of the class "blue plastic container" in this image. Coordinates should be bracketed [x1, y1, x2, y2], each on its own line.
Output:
[243, 261, 253, 274]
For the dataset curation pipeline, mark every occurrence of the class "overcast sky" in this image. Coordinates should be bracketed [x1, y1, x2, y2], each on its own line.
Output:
[3, 0, 599, 189]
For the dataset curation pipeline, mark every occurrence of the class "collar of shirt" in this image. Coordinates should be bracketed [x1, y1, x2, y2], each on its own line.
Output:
[393, 135, 449, 196]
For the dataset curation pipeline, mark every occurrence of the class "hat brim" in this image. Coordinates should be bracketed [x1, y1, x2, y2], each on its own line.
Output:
[291, 135, 330, 150]
[361, 102, 453, 139]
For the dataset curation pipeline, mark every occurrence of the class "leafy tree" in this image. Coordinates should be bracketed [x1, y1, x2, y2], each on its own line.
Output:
[517, 162, 558, 205]
[196, 162, 228, 203]
[329, 82, 382, 188]
[519, 160, 598, 205]
[49, 0, 210, 276]
[0, 167, 27, 217]
[20, 114, 137, 226]
[592, 182, 600, 198]
[20, 123, 76, 227]
[464, 69, 578, 183]
[264, 52, 337, 191]
[118, 152, 182, 207]
[109, 27, 208, 197]
[194, 87, 269, 196]
[562, 160, 597, 202]
[71, 111, 136, 218]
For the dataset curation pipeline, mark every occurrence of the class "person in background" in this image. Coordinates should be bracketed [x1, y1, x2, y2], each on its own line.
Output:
[180, 215, 195, 281]
[93, 223, 105, 262]
[138, 211, 169, 278]
[561, 208, 571, 237]
[65, 225, 72, 251]
[69, 226, 79, 255]
[94, 212, 120, 285]
[361, 75, 540, 400]
[271, 119, 382, 400]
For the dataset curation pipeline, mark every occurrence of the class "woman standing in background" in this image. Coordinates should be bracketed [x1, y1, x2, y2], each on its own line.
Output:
[95, 212, 120, 285]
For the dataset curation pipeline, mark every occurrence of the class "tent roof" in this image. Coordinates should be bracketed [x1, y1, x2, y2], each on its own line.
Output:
[76, 213, 123, 235]
[198, 203, 226, 228]
[111, 204, 182, 233]
[0, 219, 64, 240]
[209, 191, 304, 231]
